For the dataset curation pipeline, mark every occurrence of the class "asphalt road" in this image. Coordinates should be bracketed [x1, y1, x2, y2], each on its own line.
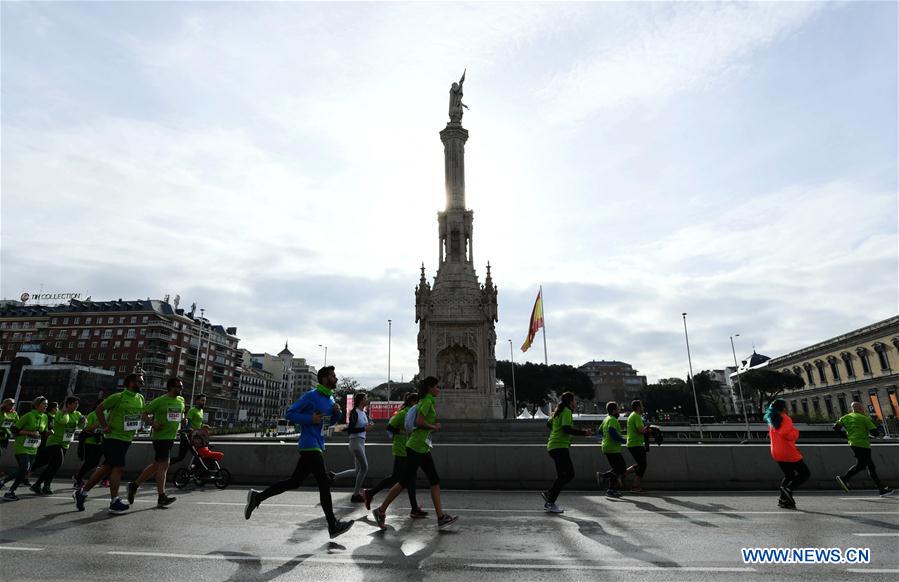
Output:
[1, 482, 897, 581]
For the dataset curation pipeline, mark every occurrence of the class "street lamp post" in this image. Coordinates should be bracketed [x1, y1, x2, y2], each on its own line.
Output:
[318, 344, 328, 368]
[387, 320, 392, 402]
[508, 339, 518, 417]
[682, 313, 704, 440]
[730, 334, 751, 437]
[190, 309, 204, 404]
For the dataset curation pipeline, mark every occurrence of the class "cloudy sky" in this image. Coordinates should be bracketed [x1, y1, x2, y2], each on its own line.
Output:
[2, 2, 896, 387]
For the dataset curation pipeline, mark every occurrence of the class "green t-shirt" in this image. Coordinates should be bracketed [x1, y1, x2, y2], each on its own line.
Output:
[83, 411, 101, 445]
[837, 412, 877, 448]
[13, 410, 47, 455]
[626, 412, 645, 448]
[101, 389, 146, 442]
[1, 409, 19, 439]
[388, 408, 410, 457]
[601, 415, 623, 454]
[406, 394, 437, 454]
[47, 410, 83, 449]
[187, 407, 204, 430]
[547, 408, 574, 451]
[145, 395, 185, 441]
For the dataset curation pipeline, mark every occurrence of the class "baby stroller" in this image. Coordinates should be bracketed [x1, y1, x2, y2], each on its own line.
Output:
[172, 428, 231, 489]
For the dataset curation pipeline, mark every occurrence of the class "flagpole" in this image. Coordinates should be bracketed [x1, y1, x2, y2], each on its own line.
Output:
[540, 285, 548, 366]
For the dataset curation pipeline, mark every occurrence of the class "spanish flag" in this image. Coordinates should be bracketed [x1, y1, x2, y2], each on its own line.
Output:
[521, 287, 544, 352]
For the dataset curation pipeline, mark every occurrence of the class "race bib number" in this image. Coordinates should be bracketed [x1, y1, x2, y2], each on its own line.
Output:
[23, 436, 40, 448]
[63, 429, 76, 443]
[1, 420, 12, 429]
[124, 414, 141, 432]
[166, 408, 182, 422]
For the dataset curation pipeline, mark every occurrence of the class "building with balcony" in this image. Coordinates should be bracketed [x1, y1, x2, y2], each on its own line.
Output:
[578, 360, 648, 409]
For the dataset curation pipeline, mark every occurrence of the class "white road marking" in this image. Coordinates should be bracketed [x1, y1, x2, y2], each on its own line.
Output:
[467, 563, 755, 572]
[847, 568, 899, 573]
[851, 533, 899, 537]
[0, 546, 44, 551]
[108, 551, 382, 564]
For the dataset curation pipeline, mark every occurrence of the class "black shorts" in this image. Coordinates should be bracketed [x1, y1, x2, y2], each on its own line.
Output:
[605, 452, 627, 476]
[101, 438, 132, 468]
[404, 448, 440, 487]
[152, 440, 175, 462]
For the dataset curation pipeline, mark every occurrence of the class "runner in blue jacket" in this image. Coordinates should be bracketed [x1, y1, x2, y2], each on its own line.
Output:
[243, 365, 353, 538]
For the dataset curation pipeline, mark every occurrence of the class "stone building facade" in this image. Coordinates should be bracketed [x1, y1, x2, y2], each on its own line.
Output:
[766, 315, 899, 423]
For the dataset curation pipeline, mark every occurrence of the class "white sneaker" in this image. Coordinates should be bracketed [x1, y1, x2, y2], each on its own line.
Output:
[543, 502, 564, 514]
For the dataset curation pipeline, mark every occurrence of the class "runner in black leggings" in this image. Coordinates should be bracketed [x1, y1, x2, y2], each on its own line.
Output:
[363, 393, 424, 517]
[542, 392, 593, 513]
[765, 398, 810, 509]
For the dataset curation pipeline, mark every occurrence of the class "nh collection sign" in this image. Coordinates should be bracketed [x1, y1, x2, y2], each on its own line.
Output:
[20, 292, 82, 303]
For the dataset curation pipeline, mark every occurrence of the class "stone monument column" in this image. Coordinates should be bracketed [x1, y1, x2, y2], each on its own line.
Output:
[415, 72, 502, 419]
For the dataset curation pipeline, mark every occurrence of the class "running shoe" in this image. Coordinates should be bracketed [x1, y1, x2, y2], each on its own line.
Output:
[350, 494, 364, 503]
[72, 477, 82, 490]
[410, 507, 429, 519]
[3, 491, 18, 502]
[244, 489, 260, 520]
[879, 487, 894, 497]
[544, 502, 564, 514]
[73, 489, 87, 511]
[777, 499, 796, 510]
[779, 486, 795, 505]
[29, 483, 43, 496]
[157, 494, 177, 508]
[630, 486, 646, 493]
[605, 490, 622, 499]
[373, 507, 387, 529]
[836, 476, 850, 493]
[437, 513, 459, 529]
[101, 479, 110, 488]
[328, 519, 354, 539]
[41, 486, 52, 495]
[127, 481, 139, 505]
[22, 479, 31, 487]
[108, 497, 130, 514]
[362, 489, 373, 510]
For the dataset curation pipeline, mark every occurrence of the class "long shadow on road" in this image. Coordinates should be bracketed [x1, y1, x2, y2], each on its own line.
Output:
[650, 495, 748, 520]
[610, 497, 718, 528]
[558, 515, 681, 568]
[211, 550, 317, 582]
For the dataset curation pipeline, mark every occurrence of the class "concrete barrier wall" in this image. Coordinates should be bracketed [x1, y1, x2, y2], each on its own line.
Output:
[2, 442, 896, 490]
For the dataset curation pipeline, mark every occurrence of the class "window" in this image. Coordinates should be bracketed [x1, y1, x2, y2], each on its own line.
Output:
[80, 330, 90, 339]
[91, 342, 97, 348]
[74, 317, 80, 324]
[107, 317, 114, 324]
[131, 316, 137, 324]
[68, 342, 74, 348]
[828, 357, 841, 381]
[873, 343, 890, 370]
[77, 341, 85, 348]
[842, 353, 855, 377]
[55, 341, 62, 348]
[116, 329, 123, 337]
[138, 341, 144, 348]
[803, 364, 815, 386]
[142, 316, 148, 323]
[51, 318, 58, 325]
[837, 394, 848, 415]
[112, 354, 118, 360]
[114, 341, 121, 348]
[126, 329, 136, 339]
[118, 317, 125, 324]
[100, 341, 109, 348]
[89, 353, 95, 360]
[98, 353, 105, 360]
[121, 353, 129, 360]
[124, 340, 131, 347]
[58, 330, 68, 339]
[119, 365, 127, 372]
[103, 330, 112, 339]
[85, 317, 92, 324]
[815, 361, 827, 384]
[93, 329, 100, 337]
[857, 349, 871, 375]
[63, 318, 69, 324]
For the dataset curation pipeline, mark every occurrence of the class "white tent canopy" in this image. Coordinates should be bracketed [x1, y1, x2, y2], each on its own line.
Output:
[516, 409, 534, 420]
[532, 407, 549, 419]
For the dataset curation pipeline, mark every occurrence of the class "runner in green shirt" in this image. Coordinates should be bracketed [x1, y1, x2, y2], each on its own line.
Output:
[73, 408, 103, 488]
[32, 396, 83, 494]
[834, 402, 893, 496]
[2, 396, 48, 501]
[542, 391, 593, 513]
[171, 394, 206, 464]
[625, 400, 652, 493]
[599, 402, 628, 498]
[374, 376, 458, 530]
[0, 398, 20, 486]
[128, 378, 185, 508]
[73, 373, 146, 514]
[362, 393, 425, 517]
